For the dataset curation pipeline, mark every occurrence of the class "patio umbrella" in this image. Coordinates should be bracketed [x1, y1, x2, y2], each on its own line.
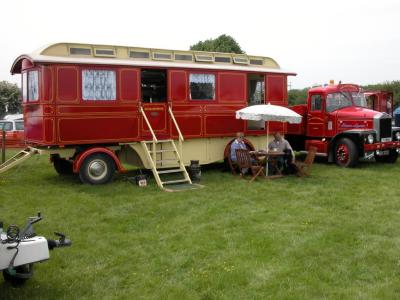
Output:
[236, 103, 302, 171]
[235, 103, 302, 124]
[236, 104, 302, 140]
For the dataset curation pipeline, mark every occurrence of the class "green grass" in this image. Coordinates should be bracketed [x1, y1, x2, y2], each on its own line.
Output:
[1, 150, 400, 299]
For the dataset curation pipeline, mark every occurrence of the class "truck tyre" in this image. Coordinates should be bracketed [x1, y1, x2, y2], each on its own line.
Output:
[78, 153, 116, 185]
[374, 149, 398, 163]
[334, 138, 358, 167]
[53, 158, 73, 175]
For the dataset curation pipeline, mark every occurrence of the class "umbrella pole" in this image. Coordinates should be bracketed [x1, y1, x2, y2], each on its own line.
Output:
[266, 121, 269, 176]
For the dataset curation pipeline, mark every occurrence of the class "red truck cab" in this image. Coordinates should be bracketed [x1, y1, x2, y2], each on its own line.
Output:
[287, 83, 400, 167]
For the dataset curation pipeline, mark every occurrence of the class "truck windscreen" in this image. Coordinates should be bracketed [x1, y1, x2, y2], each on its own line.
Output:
[351, 92, 367, 108]
[326, 92, 353, 112]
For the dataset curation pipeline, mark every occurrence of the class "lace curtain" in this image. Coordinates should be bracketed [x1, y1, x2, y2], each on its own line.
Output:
[82, 70, 116, 100]
[189, 74, 215, 100]
[28, 71, 39, 101]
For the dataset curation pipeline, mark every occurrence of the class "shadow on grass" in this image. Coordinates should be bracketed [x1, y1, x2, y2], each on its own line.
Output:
[0, 279, 70, 299]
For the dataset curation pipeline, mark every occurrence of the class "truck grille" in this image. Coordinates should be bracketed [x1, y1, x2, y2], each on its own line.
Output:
[379, 117, 392, 140]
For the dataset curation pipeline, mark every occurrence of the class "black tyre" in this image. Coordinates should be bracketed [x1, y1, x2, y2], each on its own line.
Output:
[53, 157, 73, 175]
[78, 153, 115, 185]
[3, 264, 33, 286]
[334, 138, 358, 167]
[374, 149, 398, 163]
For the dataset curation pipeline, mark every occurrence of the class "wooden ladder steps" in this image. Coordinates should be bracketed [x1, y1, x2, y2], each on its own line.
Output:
[162, 179, 189, 185]
[157, 168, 184, 174]
[140, 139, 192, 189]
[144, 139, 171, 144]
[156, 158, 179, 164]
[149, 149, 175, 153]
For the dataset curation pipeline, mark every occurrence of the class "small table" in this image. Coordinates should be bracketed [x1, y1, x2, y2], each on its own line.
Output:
[250, 150, 285, 178]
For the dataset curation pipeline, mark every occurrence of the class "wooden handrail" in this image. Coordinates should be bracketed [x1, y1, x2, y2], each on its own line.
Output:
[168, 106, 184, 142]
[168, 106, 184, 157]
[140, 106, 158, 143]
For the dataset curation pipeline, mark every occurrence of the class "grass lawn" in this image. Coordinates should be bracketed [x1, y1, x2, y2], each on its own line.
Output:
[1, 149, 400, 299]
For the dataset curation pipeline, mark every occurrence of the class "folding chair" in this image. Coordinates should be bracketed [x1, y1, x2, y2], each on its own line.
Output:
[235, 149, 265, 182]
[227, 150, 239, 175]
[295, 146, 317, 177]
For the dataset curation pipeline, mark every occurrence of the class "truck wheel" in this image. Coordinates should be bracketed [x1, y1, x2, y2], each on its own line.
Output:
[374, 149, 398, 163]
[3, 264, 33, 286]
[53, 158, 73, 175]
[79, 153, 115, 185]
[335, 138, 358, 167]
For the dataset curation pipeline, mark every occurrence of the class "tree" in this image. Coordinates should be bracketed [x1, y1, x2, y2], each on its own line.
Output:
[0, 81, 21, 118]
[190, 34, 244, 54]
[288, 88, 309, 106]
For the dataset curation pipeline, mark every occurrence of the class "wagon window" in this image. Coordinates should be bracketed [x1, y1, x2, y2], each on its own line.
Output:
[28, 70, 39, 101]
[129, 51, 150, 59]
[175, 54, 193, 61]
[250, 59, 263, 65]
[70, 47, 91, 55]
[189, 74, 215, 100]
[215, 56, 231, 63]
[195, 55, 214, 62]
[233, 57, 249, 64]
[82, 70, 116, 101]
[248, 74, 264, 105]
[22, 72, 28, 101]
[153, 53, 172, 60]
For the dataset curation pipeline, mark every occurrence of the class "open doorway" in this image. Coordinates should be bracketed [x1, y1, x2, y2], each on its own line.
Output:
[141, 69, 167, 103]
[247, 74, 265, 130]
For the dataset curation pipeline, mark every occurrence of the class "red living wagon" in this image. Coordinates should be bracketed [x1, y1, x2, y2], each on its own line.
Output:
[7, 43, 295, 188]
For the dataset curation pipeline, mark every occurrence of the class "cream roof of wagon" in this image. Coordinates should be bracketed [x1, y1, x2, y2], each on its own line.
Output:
[11, 42, 296, 75]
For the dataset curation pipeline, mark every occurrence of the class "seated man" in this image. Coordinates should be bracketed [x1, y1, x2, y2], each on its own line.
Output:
[230, 132, 247, 163]
[267, 132, 295, 174]
[230, 132, 252, 174]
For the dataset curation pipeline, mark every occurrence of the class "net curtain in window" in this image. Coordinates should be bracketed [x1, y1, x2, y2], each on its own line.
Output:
[28, 71, 39, 101]
[189, 74, 215, 100]
[82, 70, 116, 100]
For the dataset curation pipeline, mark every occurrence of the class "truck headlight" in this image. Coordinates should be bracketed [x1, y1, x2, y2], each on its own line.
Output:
[367, 134, 374, 144]
[396, 132, 400, 140]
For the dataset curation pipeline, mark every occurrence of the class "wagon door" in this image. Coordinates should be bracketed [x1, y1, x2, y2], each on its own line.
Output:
[140, 69, 169, 139]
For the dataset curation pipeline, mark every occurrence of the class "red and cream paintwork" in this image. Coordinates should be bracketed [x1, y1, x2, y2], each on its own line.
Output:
[10, 42, 295, 183]
[287, 83, 400, 167]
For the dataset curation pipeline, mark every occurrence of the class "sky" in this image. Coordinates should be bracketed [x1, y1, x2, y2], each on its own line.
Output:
[1, 0, 400, 89]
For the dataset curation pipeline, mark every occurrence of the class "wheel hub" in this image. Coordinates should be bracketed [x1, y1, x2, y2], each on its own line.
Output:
[88, 160, 107, 179]
[337, 144, 349, 163]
